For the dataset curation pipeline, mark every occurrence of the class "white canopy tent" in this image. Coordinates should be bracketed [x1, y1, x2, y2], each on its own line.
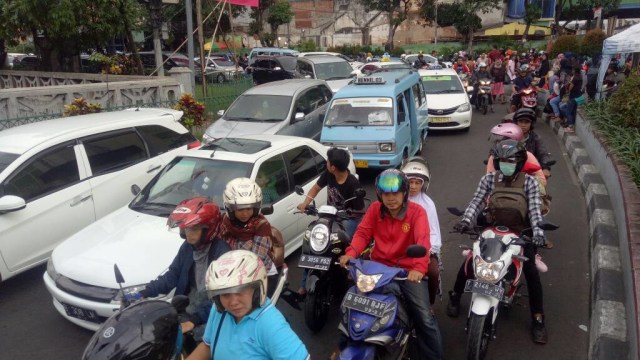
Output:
[596, 23, 640, 99]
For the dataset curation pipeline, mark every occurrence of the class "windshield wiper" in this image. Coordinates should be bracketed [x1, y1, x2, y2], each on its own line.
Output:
[431, 89, 461, 94]
[260, 118, 284, 122]
[324, 76, 350, 81]
[130, 201, 174, 211]
[225, 116, 255, 121]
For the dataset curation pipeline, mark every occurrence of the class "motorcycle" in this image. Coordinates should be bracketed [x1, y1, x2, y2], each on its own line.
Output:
[476, 79, 493, 115]
[338, 245, 427, 359]
[447, 208, 557, 360]
[295, 185, 366, 332]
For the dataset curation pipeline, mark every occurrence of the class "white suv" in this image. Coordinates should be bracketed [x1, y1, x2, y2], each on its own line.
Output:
[0, 108, 197, 281]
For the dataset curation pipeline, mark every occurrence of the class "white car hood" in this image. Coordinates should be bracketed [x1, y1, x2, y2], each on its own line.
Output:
[426, 93, 469, 109]
[52, 206, 182, 288]
[327, 79, 352, 93]
[206, 118, 284, 139]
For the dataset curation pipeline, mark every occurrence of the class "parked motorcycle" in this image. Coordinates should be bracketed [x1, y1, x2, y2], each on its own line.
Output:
[337, 245, 427, 359]
[476, 79, 493, 115]
[448, 208, 557, 360]
[295, 185, 366, 332]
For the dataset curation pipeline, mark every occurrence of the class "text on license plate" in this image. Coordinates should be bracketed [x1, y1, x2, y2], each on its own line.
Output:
[464, 280, 504, 300]
[354, 160, 368, 168]
[430, 117, 450, 123]
[61, 302, 101, 323]
[341, 292, 388, 317]
[298, 254, 332, 271]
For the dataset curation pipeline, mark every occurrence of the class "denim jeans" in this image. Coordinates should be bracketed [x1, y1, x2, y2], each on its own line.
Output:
[560, 99, 577, 126]
[400, 279, 444, 359]
[549, 95, 561, 116]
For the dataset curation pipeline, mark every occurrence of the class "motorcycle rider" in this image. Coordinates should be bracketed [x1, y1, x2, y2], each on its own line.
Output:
[453, 56, 470, 75]
[401, 157, 443, 306]
[413, 53, 429, 69]
[220, 178, 284, 297]
[513, 108, 553, 178]
[510, 64, 534, 112]
[470, 62, 494, 112]
[339, 169, 444, 359]
[447, 139, 549, 344]
[134, 197, 230, 340]
[186, 250, 310, 360]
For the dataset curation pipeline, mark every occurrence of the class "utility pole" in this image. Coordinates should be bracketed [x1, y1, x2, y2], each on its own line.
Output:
[186, 0, 196, 89]
[150, 0, 164, 76]
[434, 0, 438, 45]
[196, 0, 207, 95]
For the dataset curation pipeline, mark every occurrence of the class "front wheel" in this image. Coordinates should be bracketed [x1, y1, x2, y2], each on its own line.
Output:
[466, 313, 491, 360]
[481, 97, 488, 115]
[303, 279, 329, 332]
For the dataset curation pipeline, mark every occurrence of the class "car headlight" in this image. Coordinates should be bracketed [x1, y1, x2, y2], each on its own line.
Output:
[47, 258, 59, 281]
[356, 269, 382, 293]
[202, 133, 215, 144]
[113, 284, 149, 302]
[310, 224, 330, 252]
[379, 143, 395, 152]
[456, 103, 471, 112]
[473, 256, 504, 283]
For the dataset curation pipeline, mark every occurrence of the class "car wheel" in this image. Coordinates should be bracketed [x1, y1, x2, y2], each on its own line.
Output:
[216, 74, 225, 83]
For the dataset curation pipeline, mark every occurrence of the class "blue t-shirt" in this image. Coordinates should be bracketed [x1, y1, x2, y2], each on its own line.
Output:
[202, 298, 309, 360]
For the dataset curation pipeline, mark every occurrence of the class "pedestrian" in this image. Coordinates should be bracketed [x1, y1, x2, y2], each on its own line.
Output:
[488, 44, 502, 64]
[507, 53, 517, 83]
[559, 67, 583, 133]
[490, 58, 506, 104]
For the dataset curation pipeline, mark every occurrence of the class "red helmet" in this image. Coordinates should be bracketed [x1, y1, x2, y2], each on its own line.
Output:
[168, 197, 222, 247]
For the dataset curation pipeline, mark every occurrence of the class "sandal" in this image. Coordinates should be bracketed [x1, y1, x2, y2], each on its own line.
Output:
[564, 125, 575, 133]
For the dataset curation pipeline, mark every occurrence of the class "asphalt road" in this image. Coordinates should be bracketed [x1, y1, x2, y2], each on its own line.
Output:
[0, 104, 590, 359]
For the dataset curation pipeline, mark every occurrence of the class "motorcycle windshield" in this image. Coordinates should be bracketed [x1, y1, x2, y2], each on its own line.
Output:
[479, 237, 506, 263]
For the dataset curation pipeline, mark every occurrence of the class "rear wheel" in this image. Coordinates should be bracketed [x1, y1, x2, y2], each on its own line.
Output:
[466, 313, 491, 360]
[216, 74, 225, 83]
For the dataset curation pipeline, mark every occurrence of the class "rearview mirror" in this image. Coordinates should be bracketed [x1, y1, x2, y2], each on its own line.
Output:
[294, 112, 305, 121]
[260, 205, 274, 215]
[114, 264, 125, 284]
[406, 245, 427, 258]
[447, 207, 464, 217]
[217, 110, 225, 116]
[171, 295, 190, 313]
[354, 188, 366, 199]
[537, 220, 559, 231]
[0, 195, 26, 214]
[294, 185, 305, 196]
[130, 184, 141, 196]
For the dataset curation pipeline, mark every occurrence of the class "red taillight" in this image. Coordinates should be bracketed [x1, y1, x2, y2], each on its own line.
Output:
[380, 160, 390, 165]
[187, 140, 201, 149]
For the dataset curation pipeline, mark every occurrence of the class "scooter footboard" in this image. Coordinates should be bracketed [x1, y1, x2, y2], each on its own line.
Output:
[339, 343, 376, 360]
[470, 295, 499, 316]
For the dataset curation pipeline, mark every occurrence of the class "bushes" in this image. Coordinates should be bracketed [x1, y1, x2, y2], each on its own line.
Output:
[551, 35, 580, 58]
[581, 29, 606, 58]
[63, 97, 102, 117]
[174, 93, 205, 130]
[608, 73, 640, 128]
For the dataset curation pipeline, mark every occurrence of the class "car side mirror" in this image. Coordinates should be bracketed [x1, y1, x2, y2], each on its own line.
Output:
[0, 195, 26, 214]
[260, 205, 274, 215]
[418, 109, 428, 116]
[294, 185, 305, 195]
[130, 184, 141, 196]
[217, 110, 225, 116]
[295, 112, 305, 121]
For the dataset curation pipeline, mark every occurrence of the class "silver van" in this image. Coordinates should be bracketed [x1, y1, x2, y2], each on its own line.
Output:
[202, 79, 332, 143]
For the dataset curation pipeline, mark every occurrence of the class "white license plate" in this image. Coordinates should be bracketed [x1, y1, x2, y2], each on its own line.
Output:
[464, 280, 504, 300]
[430, 117, 451, 123]
[298, 254, 332, 271]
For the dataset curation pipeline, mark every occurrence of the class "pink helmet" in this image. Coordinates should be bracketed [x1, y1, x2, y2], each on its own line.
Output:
[490, 122, 523, 141]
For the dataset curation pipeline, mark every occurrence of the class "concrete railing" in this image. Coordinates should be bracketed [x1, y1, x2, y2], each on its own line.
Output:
[0, 69, 191, 121]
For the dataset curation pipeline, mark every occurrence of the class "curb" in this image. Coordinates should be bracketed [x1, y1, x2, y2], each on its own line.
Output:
[542, 116, 630, 359]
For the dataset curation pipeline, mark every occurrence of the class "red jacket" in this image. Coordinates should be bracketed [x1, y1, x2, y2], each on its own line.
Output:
[346, 201, 431, 275]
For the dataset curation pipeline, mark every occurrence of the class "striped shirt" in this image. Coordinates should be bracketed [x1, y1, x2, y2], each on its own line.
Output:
[461, 172, 544, 238]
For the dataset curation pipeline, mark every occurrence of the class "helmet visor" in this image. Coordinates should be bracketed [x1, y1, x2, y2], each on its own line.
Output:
[377, 173, 403, 193]
[207, 282, 257, 300]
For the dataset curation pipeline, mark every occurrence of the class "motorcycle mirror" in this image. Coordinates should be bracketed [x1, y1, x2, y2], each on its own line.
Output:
[114, 264, 125, 284]
[537, 220, 559, 231]
[171, 295, 190, 314]
[130, 184, 141, 196]
[294, 185, 305, 196]
[447, 207, 464, 217]
[354, 188, 366, 199]
[261, 205, 274, 215]
[544, 160, 557, 167]
[406, 245, 427, 258]
[482, 159, 488, 165]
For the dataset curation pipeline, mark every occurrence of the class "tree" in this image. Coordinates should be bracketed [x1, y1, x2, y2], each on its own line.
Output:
[523, 1, 542, 41]
[349, 2, 384, 46]
[358, 0, 413, 51]
[267, 0, 293, 45]
[554, 0, 621, 35]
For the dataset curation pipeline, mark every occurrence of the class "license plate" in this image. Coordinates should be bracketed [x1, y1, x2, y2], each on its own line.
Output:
[430, 116, 450, 123]
[341, 291, 388, 317]
[61, 302, 101, 323]
[354, 160, 368, 168]
[298, 254, 332, 271]
[464, 280, 504, 300]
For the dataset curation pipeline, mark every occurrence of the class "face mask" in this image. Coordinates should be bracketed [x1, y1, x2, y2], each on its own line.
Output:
[499, 162, 517, 176]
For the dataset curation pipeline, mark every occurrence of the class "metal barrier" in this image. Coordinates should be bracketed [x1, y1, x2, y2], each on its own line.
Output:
[196, 76, 253, 115]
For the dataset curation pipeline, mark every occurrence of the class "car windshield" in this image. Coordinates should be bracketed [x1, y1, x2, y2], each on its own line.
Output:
[224, 95, 292, 122]
[130, 157, 251, 216]
[324, 97, 394, 126]
[422, 75, 464, 94]
[0, 151, 19, 174]
[314, 61, 353, 80]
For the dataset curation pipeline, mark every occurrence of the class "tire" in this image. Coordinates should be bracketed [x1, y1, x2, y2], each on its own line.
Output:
[303, 278, 329, 332]
[216, 74, 225, 83]
[481, 98, 488, 115]
[466, 313, 491, 360]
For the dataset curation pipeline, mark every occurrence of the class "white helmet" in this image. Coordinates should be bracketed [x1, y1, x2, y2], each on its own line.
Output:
[206, 250, 268, 311]
[223, 177, 263, 213]
[401, 156, 431, 192]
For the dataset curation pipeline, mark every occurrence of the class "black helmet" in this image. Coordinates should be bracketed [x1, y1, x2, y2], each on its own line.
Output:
[82, 300, 180, 360]
[513, 107, 537, 125]
[492, 139, 527, 176]
[375, 169, 409, 203]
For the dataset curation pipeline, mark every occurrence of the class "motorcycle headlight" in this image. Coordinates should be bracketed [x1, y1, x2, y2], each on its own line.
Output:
[473, 256, 504, 283]
[113, 284, 149, 302]
[47, 258, 59, 281]
[356, 269, 383, 293]
[310, 224, 330, 252]
[457, 102, 471, 112]
[378, 143, 395, 152]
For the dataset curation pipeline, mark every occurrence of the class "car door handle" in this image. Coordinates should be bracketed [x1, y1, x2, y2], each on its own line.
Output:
[287, 205, 296, 212]
[70, 194, 93, 207]
[147, 164, 162, 173]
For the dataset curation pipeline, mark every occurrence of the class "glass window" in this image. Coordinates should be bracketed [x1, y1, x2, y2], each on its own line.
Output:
[83, 130, 147, 176]
[4, 143, 79, 202]
[224, 94, 292, 122]
[397, 94, 406, 123]
[324, 97, 393, 126]
[284, 146, 322, 187]
[256, 155, 289, 205]
[421, 75, 464, 94]
[295, 87, 327, 116]
[0, 151, 20, 174]
[412, 84, 422, 107]
[137, 125, 195, 157]
[314, 61, 353, 80]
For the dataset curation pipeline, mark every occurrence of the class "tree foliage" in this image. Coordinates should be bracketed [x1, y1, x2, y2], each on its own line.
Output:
[551, 34, 580, 57]
[523, 2, 542, 39]
[580, 29, 606, 58]
[358, 0, 412, 50]
[555, 0, 621, 33]
[267, 0, 293, 35]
